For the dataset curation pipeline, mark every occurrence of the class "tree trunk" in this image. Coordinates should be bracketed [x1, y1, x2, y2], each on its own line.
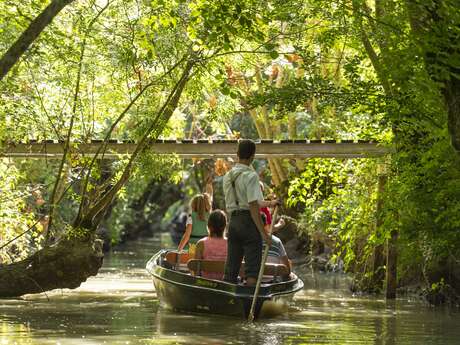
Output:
[444, 76, 460, 154]
[352, 0, 392, 96]
[288, 113, 297, 139]
[0, 236, 103, 297]
[386, 229, 398, 299]
[405, 0, 460, 155]
[268, 159, 281, 186]
[0, 0, 75, 81]
[273, 158, 287, 182]
[372, 174, 387, 291]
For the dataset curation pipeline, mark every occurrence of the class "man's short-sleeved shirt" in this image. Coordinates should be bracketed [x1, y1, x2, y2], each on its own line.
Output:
[223, 163, 263, 212]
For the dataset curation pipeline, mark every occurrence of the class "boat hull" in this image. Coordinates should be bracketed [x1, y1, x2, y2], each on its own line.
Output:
[147, 250, 303, 319]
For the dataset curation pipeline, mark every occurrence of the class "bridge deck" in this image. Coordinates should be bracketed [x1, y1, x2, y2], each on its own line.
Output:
[1, 139, 389, 159]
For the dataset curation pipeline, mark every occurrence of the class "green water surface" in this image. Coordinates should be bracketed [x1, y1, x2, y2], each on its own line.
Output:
[1, 237, 459, 345]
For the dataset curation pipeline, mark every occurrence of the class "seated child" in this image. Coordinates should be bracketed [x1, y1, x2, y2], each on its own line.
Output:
[194, 209, 228, 280]
[177, 178, 213, 251]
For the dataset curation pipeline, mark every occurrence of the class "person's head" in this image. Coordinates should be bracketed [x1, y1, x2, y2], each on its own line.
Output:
[207, 209, 227, 238]
[190, 194, 208, 221]
[237, 139, 256, 161]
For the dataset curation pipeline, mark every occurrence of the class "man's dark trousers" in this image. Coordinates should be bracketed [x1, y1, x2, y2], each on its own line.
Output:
[224, 210, 262, 283]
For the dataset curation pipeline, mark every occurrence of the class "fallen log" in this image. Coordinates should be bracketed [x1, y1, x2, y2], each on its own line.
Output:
[0, 235, 103, 298]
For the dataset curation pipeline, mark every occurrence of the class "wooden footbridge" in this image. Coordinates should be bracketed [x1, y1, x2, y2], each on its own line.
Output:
[0, 139, 389, 159]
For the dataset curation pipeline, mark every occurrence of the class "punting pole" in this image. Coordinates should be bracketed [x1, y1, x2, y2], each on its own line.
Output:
[248, 206, 279, 322]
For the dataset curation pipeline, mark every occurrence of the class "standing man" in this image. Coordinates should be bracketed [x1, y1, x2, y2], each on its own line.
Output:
[223, 139, 279, 285]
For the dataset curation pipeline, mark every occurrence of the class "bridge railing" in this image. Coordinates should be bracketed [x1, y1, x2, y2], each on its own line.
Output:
[0, 139, 390, 159]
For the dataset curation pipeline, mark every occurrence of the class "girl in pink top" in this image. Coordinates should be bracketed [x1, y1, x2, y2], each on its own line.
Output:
[195, 209, 228, 280]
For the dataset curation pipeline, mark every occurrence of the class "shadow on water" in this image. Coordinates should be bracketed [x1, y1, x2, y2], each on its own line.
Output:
[1, 236, 460, 344]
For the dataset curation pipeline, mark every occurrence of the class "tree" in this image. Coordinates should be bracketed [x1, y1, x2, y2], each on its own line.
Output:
[405, 0, 460, 155]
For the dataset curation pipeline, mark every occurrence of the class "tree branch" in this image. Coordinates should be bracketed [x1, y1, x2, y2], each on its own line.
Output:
[0, 0, 75, 81]
[352, 0, 392, 96]
[46, 2, 111, 243]
[79, 58, 196, 228]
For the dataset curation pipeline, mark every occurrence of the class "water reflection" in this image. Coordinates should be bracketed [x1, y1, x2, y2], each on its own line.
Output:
[1, 237, 460, 345]
[152, 310, 288, 345]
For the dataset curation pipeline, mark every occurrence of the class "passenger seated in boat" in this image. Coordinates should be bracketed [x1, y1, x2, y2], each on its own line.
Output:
[178, 178, 213, 251]
[261, 212, 291, 277]
[267, 234, 291, 276]
[194, 209, 228, 280]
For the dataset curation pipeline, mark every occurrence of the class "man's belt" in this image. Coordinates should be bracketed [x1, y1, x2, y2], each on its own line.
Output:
[231, 209, 250, 216]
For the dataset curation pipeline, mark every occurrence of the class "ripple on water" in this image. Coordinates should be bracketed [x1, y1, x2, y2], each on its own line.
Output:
[1, 237, 460, 345]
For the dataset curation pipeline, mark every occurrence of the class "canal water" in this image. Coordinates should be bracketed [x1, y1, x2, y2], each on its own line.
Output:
[1, 237, 459, 345]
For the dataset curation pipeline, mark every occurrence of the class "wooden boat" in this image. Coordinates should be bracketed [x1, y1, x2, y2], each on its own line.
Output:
[146, 249, 304, 319]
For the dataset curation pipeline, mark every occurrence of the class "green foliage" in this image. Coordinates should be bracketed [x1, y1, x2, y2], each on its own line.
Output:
[388, 134, 460, 281]
[65, 225, 91, 240]
[0, 160, 40, 264]
[106, 154, 182, 243]
[187, 0, 271, 50]
[248, 58, 384, 113]
[1, 0, 460, 295]
[289, 158, 381, 271]
[278, 0, 460, 292]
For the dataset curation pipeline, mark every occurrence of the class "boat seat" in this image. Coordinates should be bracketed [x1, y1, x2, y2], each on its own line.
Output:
[164, 251, 190, 270]
[187, 260, 289, 280]
[187, 260, 226, 275]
